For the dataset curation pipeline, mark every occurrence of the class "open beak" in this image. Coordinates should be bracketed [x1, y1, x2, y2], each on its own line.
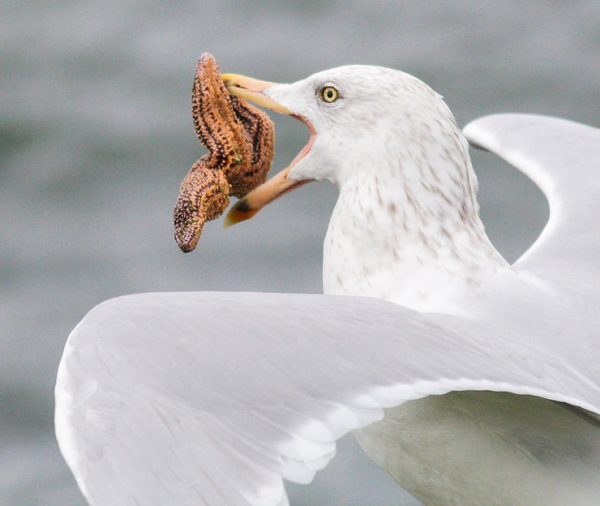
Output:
[222, 74, 292, 115]
[221, 73, 314, 227]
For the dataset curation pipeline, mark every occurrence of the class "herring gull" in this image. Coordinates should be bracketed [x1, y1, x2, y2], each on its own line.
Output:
[55, 65, 600, 506]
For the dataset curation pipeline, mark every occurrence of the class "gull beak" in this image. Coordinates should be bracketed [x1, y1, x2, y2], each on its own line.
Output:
[222, 74, 292, 115]
[224, 167, 311, 226]
[222, 73, 314, 227]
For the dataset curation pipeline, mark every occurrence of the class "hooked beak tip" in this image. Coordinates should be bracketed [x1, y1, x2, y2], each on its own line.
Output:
[224, 199, 258, 228]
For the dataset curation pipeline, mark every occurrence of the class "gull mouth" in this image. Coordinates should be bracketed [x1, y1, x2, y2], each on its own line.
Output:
[221, 73, 317, 226]
[288, 113, 317, 172]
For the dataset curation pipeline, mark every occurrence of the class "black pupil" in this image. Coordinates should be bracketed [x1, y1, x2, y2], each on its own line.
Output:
[325, 88, 334, 100]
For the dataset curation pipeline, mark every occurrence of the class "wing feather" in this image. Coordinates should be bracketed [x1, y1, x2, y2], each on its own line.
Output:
[55, 291, 600, 506]
[464, 114, 600, 288]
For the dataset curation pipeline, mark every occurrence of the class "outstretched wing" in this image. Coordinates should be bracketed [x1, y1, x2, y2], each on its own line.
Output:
[463, 114, 600, 289]
[55, 291, 600, 506]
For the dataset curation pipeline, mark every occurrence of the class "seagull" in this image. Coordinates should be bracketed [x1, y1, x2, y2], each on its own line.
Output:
[55, 65, 600, 506]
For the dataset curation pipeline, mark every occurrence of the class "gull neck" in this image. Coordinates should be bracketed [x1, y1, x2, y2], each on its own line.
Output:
[322, 137, 508, 311]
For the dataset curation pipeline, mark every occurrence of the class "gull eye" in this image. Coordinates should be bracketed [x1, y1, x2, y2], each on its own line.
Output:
[320, 85, 340, 103]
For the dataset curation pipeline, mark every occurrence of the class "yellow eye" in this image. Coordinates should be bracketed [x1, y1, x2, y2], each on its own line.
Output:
[320, 85, 339, 103]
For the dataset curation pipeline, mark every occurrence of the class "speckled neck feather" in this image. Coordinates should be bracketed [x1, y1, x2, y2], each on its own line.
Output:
[323, 93, 507, 310]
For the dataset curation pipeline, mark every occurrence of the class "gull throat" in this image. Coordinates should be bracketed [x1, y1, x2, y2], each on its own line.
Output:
[323, 121, 507, 311]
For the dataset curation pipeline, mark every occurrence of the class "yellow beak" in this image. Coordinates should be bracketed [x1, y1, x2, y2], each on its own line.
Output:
[221, 72, 313, 227]
[224, 166, 310, 227]
[222, 73, 292, 115]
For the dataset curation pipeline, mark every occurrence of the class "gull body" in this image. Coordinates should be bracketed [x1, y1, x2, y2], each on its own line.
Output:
[267, 66, 600, 505]
[55, 65, 600, 506]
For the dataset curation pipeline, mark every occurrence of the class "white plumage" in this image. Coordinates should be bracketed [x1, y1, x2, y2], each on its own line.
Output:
[55, 65, 600, 505]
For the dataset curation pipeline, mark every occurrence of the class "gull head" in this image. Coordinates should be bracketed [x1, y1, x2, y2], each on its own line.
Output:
[221, 65, 503, 309]
[222, 65, 469, 226]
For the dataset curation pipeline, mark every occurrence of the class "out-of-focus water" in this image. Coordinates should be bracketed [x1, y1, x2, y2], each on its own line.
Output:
[1, 1, 598, 504]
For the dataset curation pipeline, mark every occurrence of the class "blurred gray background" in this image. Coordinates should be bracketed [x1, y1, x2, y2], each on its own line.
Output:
[1, 1, 599, 504]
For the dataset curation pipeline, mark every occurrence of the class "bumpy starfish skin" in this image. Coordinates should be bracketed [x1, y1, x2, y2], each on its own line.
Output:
[174, 161, 230, 253]
[173, 53, 274, 252]
[190, 55, 251, 177]
[227, 96, 274, 196]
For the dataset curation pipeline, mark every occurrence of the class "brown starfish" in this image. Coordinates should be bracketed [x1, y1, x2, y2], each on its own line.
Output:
[173, 53, 274, 253]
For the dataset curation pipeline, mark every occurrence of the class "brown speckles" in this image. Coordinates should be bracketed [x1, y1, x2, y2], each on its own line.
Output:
[440, 227, 453, 241]
[375, 186, 384, 206]
[459, 202, 469, 222]
[426, 162, 442, 183]
[174, 53, 274, 252]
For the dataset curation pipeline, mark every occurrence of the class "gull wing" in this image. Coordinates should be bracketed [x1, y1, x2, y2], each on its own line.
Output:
[55, 291, 600, 506]
[463, 114, 600, 289]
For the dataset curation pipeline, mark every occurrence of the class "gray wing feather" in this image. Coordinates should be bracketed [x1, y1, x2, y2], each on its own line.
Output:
[464, 114, 600, 289]
[55, 291, 600, 506]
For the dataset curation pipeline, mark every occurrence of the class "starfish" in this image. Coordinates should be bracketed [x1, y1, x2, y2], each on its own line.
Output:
[173, 53, 274, 253]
